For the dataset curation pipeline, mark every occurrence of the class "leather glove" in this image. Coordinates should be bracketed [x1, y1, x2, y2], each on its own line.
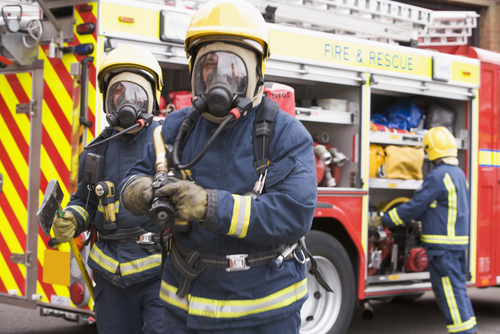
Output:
[121, 176, 154, 216]
[53, 211, 79, 243]
[155, 178, 208, 222]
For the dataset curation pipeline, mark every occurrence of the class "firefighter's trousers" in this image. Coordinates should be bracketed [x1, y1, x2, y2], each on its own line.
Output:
[427, 250, 477, 334]
[162, 304, 301, 334]
[93, 273, 163, 334]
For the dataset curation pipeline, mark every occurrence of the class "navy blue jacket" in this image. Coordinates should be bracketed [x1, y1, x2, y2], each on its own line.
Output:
[121, 97, 317, 330]
[66, 123, 162, 288]
[383, 161, 470, 250]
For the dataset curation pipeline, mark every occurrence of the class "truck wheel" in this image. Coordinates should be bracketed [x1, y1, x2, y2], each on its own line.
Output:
[300, 230, 356, 334]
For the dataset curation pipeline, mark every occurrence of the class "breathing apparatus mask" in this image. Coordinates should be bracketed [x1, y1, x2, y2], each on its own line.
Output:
[171, 43, 263, 170]
[105, 72, 154, 131]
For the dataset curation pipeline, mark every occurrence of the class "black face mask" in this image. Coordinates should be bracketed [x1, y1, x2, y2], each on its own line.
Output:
[106, 81, 148, 128]
[193, 51, 248, 118]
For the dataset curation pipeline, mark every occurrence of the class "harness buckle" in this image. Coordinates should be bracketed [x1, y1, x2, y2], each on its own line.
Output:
[226, 254, 250, 272]
[137, 232, 155, 245]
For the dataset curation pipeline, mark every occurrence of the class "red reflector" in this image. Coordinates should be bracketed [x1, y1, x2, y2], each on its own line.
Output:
[119, 16, 135, 23]
[78, 4, 93, 12]
[76, 23, 95, 35]
[70, 282, 85, 305]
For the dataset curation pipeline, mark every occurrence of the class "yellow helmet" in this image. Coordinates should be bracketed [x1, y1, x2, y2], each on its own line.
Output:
[422, 127, 457, 161]
[184, 0, 270, 74]
[98, 44, 163, 114]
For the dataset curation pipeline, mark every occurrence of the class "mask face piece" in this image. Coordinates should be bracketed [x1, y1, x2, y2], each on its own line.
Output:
[106, 81, 149, 128]
[194, 51, 248, 117]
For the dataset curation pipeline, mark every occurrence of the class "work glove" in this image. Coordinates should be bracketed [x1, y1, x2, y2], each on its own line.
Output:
[121, 176, 154, 216]
[155, 178, 208, 222]
[53, 211, 79, 243]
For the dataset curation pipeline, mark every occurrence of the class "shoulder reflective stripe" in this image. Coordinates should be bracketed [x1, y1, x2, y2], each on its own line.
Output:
[89, 244, 119, 274]
[447, 316, 477, 333]
[443, 173, 457, 237]
[97, 200, 120, 213]
[120, 254, 162, 276]
[160, 280, 189, 311]
[429, 200, 437, 208]
[67, 205, 89, 224]
[442, 276, 461, 325]
[389, 208, 404, 226]
[421, 235, 469, 244]
[228, 195, 251, 238]
[160, 278, 307, 318]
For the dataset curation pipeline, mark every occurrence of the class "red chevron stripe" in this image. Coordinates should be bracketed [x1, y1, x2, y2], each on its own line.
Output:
[40, 47, 74, 97]
[5, 74, 30, 103]
[0, 210, 26, 295]
[0, 142, 27, 208]
[43, 81, 71, 143]
[41, 126, 70, 191]
[76, 4, 97, 41]
[0, 87, 29, 163]
[0, 275, 7, 293]
[0, 192, 27, 252]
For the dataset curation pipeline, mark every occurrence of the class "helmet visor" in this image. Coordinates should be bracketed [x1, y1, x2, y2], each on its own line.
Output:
[106, 81, 149, 114]
[194, 51, 247, 97]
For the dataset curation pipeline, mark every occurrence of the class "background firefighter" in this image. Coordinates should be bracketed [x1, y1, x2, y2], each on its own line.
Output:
[378, 126, 477, 334]
[52, 44, 164, 334]
[119, 0, 317, 332]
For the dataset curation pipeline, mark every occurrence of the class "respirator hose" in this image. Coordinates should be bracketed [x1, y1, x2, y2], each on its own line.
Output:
[84, 122, 142, 150]
[173, 113, 235, 170]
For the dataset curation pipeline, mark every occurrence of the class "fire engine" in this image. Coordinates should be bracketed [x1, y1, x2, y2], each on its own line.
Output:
[0, 0, 494, 334]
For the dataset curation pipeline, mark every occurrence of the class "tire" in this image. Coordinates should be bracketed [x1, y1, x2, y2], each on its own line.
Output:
[300, 230, 356, 334]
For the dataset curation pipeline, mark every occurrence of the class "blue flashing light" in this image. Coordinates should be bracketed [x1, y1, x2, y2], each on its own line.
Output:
[75, 43, 94, 56]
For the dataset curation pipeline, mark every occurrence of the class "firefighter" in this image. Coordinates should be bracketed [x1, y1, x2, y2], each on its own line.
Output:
[52, 44, 164, 334]
[119, 0, 317, 332]
[380, 126, 477, 334]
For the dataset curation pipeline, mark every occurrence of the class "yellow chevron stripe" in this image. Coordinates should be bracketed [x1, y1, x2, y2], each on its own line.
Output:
[40, 99, 71, 170]
[0, 250, 21, 295]
[0, 202, 24, 254]
[39, 144, 70, 205]
[0, 114, 29, 189]
[0, 75, 31, 143]
[38, 51, 72, 124]
[0, 161, 28, 234]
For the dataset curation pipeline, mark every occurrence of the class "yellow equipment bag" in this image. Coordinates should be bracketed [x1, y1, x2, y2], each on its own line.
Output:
[384, 145, 424, 180]
[369, 144, 385, 178]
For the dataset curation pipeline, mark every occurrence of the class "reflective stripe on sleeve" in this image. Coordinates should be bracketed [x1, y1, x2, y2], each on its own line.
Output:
[227, 195, 251, 238]
[160, 278, 308, 319]
[429, 200, 437, 208]
[120, 253, 162, 276]
[388, 208, 404, 226]
[66, 205, 89, 225]
[443, 173, 457, 237]
[89, 244, 119, 274]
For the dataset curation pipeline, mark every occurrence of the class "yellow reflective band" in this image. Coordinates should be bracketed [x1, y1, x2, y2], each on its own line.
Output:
[97, 201, 120, 213]
[160, 278, 308, 319]
[443, 174, 457, 237]
[429, 200, 437, 208]
[447, 316, 477, 333]
[389, 208, 404, 226]
[228, 195, 251, 238]
[160, 280, 189, 311]
[421, 235, 469, 245]
[120, 254, 161, 276]
[89, 244, 119, 274]
[442, 276, 461, 325]
[67, 205, 89, 224]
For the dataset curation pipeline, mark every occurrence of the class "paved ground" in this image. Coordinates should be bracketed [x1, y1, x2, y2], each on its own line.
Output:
[0, 287, 499, 333]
